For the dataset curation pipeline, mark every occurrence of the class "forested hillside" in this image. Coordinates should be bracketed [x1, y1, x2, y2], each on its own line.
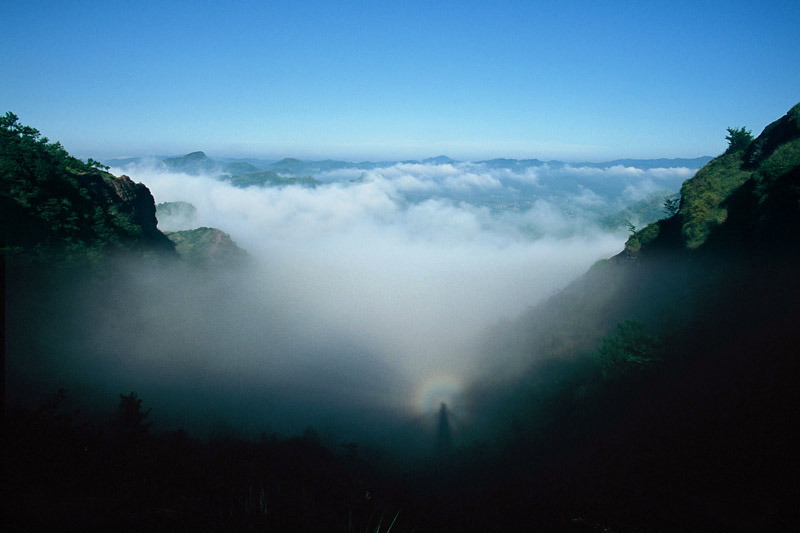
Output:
[462, 102, 800, 531]
[0, 112, 175, 264]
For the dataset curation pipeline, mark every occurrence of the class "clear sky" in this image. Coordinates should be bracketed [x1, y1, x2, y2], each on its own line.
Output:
[2, 0, 798, 161]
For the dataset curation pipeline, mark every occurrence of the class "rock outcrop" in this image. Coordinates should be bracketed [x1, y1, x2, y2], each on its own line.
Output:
[75, 172, 164, 236]
[165, 227, 247, 266]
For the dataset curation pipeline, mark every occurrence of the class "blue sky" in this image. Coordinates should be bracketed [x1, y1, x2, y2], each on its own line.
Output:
[2, 0, 798, 161]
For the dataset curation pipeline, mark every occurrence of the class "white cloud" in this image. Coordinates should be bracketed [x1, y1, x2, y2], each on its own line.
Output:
[571, 188, 607, 208]
[58, 161, 633, 437]
[622, 179, 661, 203]
[117, 162, 622, 356]
[647, 166, 696, 180]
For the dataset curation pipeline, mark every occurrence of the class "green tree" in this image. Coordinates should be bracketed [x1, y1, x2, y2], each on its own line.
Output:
[86, 158, 109, 171]
[598, 320, 663, 380]
[663, 193, 680, 217]
[724, 126, 753, 154]
[112, 392, 152, 442]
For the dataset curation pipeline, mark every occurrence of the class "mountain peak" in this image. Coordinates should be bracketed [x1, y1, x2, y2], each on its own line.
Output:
[422, 155, 455, 165]
[162, 151, 217, 175]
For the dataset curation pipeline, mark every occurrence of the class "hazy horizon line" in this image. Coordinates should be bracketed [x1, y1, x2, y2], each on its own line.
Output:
[95, 151, 715, 166]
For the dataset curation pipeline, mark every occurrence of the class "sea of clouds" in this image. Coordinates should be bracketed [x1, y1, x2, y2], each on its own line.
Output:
[8, 160, 693, 443]
[124, 161, 688, 373]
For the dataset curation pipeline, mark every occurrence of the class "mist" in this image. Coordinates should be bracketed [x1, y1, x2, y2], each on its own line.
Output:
[8, 158, 678, 450]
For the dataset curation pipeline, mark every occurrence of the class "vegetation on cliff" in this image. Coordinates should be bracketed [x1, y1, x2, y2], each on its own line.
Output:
[1, 112, 175, 264]
[468, 102, 800, 531]
[2, 114, 253, 270]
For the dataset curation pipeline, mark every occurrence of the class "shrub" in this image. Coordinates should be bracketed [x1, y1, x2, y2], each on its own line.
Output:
[724, 126, 753, 154]
[598, 320, 663, 380]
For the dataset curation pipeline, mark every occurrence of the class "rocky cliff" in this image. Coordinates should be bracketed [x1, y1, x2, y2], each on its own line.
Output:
[165, 227, 248, 265]
[1, 112, 175, 263]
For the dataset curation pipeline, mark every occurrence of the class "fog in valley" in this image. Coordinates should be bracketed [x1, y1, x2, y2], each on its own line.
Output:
[7, 158, 696, 452]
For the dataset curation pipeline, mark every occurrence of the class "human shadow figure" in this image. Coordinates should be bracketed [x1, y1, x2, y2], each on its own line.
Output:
[435, 402, 452, 455]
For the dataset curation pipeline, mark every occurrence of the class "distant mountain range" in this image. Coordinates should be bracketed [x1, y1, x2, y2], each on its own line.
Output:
[106, 151, 713, 181]
[103, 151, 713, 234]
